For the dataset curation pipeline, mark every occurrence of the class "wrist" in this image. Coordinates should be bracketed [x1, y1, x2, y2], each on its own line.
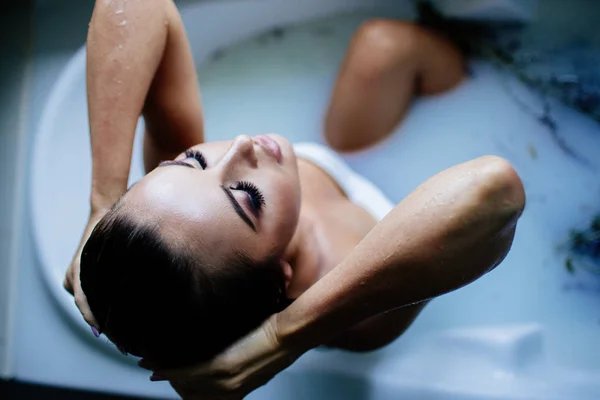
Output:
[274, 309, 318, 354]
[89, 196, 115, 222]
[89, 184, 127, 214]
[89, 199, 111, 217]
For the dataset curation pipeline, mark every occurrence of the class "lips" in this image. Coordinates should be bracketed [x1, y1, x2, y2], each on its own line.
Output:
[253, 135, 282, 163]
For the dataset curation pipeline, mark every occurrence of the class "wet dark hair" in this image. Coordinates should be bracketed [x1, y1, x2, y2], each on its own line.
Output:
[80, 200, 288, 367]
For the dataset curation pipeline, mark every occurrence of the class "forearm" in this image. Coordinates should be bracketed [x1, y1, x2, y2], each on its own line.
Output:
[86, 0, 170, 210]
[278, 156, 525, 351]
[328, 303, 427, 352]
[142, 0, 204, 171]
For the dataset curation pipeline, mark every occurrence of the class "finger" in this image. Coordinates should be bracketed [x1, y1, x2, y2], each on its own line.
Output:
[64, 261, 78, 295]
[138, 358, 171, 372]
[138, 359, 155, 371]
[150, 373, 167, 382]
[153, 363, 209, 380]
[156, 354, 245, 380]
[63, 276, 74, 295]
[151, 369, 207, 382]
[74, 289, 100, 329]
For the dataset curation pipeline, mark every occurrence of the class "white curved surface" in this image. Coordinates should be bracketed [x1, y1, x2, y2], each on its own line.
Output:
[31, 0, 409, 361]
[30, 0, 600, 398]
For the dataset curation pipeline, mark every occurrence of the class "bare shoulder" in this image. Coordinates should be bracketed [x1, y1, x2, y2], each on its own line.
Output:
[296, 157, 376, 268]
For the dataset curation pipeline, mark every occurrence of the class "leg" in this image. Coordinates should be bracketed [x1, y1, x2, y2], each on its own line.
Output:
[325, 20, 465, 152]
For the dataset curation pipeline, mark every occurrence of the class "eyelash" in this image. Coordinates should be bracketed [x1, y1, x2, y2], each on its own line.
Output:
[233, 181, 265, 212]
[185, 149, 208, 169]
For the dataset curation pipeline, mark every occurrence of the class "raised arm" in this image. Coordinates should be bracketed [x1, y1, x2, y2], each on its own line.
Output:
[149, 156, 525, 398]
[87, 0, 203, 209]
[280, 156, 524, 349]
[65, 0, 203, 327]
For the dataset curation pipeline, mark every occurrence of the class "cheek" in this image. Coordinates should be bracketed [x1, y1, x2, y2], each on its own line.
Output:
[263, 176, 300, 236]
[274, 179, 301, 230]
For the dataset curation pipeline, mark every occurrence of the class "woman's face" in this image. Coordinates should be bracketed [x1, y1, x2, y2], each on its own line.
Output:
[123, 134, 301, 264]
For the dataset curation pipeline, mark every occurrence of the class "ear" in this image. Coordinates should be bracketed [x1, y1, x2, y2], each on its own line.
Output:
[280, 259, 293, 289]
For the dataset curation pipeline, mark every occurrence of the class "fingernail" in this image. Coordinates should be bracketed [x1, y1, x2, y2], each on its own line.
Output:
[91, 326, 100, 338]
[150, 374, 166, 382]
[137, 360, 151, 370]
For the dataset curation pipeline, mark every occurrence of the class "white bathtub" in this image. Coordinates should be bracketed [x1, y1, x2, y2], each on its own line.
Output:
[28, 0, 600, 398]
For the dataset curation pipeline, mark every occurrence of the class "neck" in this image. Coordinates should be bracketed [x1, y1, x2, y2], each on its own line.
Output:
[282, 209, 321, 299]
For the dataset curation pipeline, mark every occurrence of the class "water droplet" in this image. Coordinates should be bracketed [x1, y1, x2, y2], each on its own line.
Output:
[119, 20, 127, 26]
[114, 0, 125, 14]
[117, 44, 123, 50]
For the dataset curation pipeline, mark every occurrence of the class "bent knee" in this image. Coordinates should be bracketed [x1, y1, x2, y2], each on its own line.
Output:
[354, 19, 421, 54]
[349, 19, 421, 76]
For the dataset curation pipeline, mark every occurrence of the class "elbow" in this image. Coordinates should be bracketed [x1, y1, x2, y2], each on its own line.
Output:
[477, 156, 526, 224]
[90, 0, 170, 28]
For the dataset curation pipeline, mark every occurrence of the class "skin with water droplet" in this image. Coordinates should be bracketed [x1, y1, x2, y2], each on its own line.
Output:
[114, 0, 125, 13]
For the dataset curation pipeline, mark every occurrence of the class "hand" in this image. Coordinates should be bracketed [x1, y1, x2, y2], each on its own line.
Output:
[64, 209, 107, 332]
[141, 315, 306, 399]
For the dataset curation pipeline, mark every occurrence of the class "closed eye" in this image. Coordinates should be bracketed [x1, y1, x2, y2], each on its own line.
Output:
[185, 149, 208, 169]
[221, 186, 257, 232]
[231, 181, 265, 215]
[158, 160, 195, 169]
[158, 149, 208, 170]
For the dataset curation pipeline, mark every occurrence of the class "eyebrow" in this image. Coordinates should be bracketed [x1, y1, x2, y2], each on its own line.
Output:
[221, 186, 257, 232]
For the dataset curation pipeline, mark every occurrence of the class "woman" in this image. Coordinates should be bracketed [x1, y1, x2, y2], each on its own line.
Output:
[64, 0, 525, 398]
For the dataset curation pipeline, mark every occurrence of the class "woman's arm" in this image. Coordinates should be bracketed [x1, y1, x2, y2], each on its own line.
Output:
[65, 0, 203, 327]
[279, 156, 524, 350]
[86, 0, 203, 211]
[297, 19, 465, 354]
[327, 303, 427, 352]
[148, 156, 525, 398]
[141, 0, 205, 172]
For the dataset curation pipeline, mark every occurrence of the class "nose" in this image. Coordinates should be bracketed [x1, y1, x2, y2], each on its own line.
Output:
[218, 135, 258, 175]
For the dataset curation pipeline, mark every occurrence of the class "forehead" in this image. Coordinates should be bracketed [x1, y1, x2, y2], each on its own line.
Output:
[124, 167, 246, 252]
